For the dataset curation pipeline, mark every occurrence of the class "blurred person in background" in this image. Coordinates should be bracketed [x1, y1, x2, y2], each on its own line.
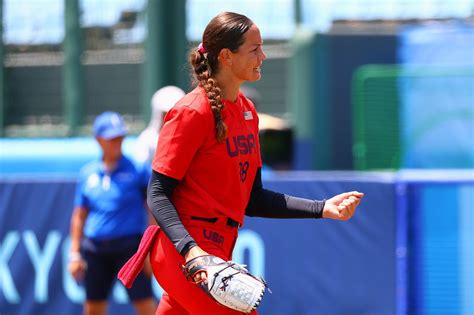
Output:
[68, 111, 156, 315]
[135, 86, 185, 165]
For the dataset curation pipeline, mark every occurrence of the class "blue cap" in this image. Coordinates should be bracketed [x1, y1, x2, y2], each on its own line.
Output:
[93, 111, 127, 139]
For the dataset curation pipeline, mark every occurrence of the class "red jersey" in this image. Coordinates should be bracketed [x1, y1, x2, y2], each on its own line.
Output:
[152, 87, 262, 224]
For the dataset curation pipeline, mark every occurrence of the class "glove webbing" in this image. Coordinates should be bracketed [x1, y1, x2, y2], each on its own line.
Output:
[209, 263, 241, 292]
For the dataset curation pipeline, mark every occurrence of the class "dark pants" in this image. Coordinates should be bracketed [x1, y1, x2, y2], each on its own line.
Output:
[82, 234, 153, 301]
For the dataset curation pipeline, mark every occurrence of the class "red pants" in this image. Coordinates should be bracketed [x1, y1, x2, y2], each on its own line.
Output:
[150, 216, 258, 315]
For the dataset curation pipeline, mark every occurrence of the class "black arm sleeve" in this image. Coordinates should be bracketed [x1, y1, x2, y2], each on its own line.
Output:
[245, 168, 325, 218]
[147, 170, 197, 256]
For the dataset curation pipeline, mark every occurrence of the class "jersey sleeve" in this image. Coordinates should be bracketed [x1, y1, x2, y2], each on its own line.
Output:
[152, 105, 212, 180]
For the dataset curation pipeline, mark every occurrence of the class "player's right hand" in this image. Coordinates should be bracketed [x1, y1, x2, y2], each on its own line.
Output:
[68, 259, 87, 281]
[184, 245, 210, 284]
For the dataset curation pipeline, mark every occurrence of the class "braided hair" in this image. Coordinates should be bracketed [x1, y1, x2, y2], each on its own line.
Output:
[189, 12, 253, 142]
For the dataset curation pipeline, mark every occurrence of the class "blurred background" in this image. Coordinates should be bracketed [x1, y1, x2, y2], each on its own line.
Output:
[0, 0, 473, 315]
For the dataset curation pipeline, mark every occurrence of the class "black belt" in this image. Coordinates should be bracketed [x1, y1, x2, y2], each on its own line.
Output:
[190, 216, 241, 228]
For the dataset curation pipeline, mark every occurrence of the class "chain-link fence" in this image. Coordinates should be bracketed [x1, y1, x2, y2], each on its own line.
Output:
[3, 0, 147, 137]
[2, 0, 473, 137]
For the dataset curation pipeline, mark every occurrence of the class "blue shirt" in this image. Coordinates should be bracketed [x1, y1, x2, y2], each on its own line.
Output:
[74, 155, 150, 240]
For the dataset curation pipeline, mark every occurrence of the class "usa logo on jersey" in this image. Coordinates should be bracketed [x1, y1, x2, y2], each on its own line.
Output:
[226, 134, 256, 157]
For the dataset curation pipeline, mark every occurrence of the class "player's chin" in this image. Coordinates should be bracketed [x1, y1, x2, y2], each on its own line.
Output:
[247, 67, 262, 82]
[247, 72, 262, 82]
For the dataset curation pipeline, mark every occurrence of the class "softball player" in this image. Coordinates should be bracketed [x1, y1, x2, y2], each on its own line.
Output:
[147, 12, 364, 315]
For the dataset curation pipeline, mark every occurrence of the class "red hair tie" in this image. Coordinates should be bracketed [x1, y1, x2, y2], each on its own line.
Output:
[198, 43, 207, 54]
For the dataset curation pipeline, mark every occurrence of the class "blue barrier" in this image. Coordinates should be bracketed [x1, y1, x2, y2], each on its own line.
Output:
[1, 168, 473, 314]
[396, 171, 474, 315]
[0, 172, 398, 315]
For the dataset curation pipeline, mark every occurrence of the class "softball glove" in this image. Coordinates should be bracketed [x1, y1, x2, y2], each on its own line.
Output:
[182, 255, 268, 313]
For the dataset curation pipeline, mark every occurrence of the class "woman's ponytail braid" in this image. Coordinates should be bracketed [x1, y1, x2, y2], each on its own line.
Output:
[190, 47, 228, 143]
[188, 12, 253, 143]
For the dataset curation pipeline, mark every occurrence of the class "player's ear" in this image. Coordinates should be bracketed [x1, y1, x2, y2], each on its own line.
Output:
[218, 48, 233, 67]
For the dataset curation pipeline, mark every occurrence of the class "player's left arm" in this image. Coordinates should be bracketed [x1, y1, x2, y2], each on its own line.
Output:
[245, 168, 363, 220]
